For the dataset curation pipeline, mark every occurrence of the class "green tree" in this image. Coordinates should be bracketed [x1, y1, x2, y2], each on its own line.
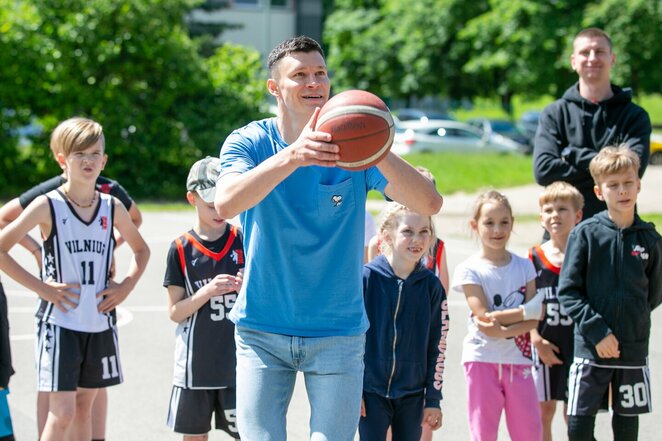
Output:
[324, 0, 488, 102]
[0, 0, 267, 199]
[324, 0, 662, 114]
[583, 0, 662, 95]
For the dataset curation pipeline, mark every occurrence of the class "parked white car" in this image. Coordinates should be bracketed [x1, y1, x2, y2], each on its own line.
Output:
[392, 119, 521, 155]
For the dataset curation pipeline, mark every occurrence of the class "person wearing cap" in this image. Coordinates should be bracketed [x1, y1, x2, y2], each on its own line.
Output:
[215, 36, 442, 440]
[163, 156, 244, 441]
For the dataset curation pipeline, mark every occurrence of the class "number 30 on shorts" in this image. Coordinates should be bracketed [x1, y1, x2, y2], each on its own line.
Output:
[619, 383, 649, 408]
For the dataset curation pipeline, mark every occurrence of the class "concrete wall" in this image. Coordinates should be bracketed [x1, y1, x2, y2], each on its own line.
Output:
[189, 0, 323, 57]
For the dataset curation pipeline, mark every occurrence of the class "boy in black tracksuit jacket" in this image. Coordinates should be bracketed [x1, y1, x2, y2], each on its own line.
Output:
[558, 146, 662, 441]
[361, 254, 448, 441]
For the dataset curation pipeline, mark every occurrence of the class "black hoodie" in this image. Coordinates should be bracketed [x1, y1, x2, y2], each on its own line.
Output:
[558, 211, 662, 365]
[533, 83, 651, 219]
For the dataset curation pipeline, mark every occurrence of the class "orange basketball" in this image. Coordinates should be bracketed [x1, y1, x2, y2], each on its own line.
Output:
[316, 90, 394, 170]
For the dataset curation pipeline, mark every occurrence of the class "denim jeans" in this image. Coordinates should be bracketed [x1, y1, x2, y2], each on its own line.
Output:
[235, 326, 365, 441]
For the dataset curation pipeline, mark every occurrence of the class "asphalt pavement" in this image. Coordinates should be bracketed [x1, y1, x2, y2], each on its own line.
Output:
[5, 166, 662, 440]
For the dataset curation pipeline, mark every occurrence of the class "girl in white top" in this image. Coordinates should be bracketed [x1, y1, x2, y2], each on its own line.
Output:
[452, 190, 542, 441]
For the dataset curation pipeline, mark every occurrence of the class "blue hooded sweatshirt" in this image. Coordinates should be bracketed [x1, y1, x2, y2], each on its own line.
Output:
[362, 255, 448, 408]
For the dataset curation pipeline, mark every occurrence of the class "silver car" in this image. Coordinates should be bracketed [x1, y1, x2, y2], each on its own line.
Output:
[392, 119, 521, 155]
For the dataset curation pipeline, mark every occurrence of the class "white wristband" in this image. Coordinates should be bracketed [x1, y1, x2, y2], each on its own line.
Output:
[519, 291, 544, 320]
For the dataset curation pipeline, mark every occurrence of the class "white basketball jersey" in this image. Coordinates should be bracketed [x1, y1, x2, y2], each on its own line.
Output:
[37, 190, 115, 332]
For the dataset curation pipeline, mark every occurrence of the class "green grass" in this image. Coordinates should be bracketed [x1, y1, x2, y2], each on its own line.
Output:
[369, 152, 534, 199]
[638, 94, 662, 128]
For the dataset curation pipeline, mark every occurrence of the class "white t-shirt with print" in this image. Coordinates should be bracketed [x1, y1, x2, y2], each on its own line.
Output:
[453, 252, 536, 365]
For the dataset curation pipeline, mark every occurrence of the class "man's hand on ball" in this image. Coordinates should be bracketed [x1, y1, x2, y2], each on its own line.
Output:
[289, 108, 339, 167]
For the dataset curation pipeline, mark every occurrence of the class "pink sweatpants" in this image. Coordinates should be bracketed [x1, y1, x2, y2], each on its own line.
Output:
[464, 361, 542, 441]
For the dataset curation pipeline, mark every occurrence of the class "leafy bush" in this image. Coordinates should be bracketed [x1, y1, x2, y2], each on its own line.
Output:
[0, 0, 267, 199]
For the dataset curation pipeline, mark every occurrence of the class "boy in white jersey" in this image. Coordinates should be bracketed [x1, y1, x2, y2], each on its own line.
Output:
[164, 157, 243, 440]
[0, 117, 150, 441]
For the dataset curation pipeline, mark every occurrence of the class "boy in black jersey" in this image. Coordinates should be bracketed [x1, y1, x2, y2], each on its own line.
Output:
[559, 146, 662, 441]
[164, 157, 244, 440]
[529, 182, 584, 441]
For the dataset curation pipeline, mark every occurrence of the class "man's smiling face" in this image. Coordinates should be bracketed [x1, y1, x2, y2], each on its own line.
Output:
[268, 51, 330, 120]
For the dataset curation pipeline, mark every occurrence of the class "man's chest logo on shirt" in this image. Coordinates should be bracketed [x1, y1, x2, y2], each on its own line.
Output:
[331, 195, 343, 207]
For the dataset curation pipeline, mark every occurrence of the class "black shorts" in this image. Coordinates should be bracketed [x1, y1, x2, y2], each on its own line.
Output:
[567, 358, 652, 416]
[532, 360, 570, 402]
[167, 386, 238, 438]
[36, 321, 122, 391]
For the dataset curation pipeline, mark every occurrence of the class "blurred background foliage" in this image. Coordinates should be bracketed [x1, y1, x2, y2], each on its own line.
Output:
[324, 0, 662, 111]
[0, 0, 267, 199]
[1, 0, 660, 199]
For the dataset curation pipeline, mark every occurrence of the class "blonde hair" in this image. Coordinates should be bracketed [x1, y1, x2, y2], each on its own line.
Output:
[471, 190, 513, 222]
[378, 202, 434, 256]
[50, 117, 105, 158]
[589, 145, 640, 184]
[539, 181, 584, 212]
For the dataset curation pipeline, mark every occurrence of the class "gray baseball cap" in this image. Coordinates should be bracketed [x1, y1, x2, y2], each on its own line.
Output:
[186, 156, 220, 203]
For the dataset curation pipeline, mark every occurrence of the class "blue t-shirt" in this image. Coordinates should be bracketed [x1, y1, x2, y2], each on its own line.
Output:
[220, 118, 388, 337]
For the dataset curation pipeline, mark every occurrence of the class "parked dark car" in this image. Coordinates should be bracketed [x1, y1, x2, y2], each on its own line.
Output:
[466, 118, 531, 154]
[518, 110, 541, 145]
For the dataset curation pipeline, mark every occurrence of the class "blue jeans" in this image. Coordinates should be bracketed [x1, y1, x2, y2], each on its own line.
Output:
[235, 326, 365, 441]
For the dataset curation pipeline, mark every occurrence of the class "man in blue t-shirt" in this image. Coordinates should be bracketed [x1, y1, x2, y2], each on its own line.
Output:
[215, 36, 443, 441]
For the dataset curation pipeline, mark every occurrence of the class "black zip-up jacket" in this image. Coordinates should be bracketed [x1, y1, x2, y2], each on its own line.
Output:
[558, 212, 662, 364]
[533, 83, 651, 219]
[362, 255, 448, 408]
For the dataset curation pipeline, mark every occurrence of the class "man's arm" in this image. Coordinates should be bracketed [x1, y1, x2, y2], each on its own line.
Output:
[533, 106, 591, 186]
[377, 152, 442, 215]
[215, 109, 338, 219]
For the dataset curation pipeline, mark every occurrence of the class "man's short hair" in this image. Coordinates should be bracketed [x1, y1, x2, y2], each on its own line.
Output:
[574, 27, 612, 51]
[539, 181, 585, 212]
[267, 36, 325, 72]
[589, 145, 640, 184]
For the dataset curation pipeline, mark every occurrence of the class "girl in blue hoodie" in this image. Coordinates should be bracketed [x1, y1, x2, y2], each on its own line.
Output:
[360, 202, 448, 441]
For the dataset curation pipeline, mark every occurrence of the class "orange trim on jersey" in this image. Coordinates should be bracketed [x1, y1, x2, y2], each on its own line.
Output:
[175, 237, 186, 275]
[183, 225, 238, 262]
[533, 244, 561, 275]
[435, 239, 445, 274]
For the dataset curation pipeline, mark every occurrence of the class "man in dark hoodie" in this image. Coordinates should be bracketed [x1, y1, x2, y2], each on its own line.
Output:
[533, 27, 651, 220]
